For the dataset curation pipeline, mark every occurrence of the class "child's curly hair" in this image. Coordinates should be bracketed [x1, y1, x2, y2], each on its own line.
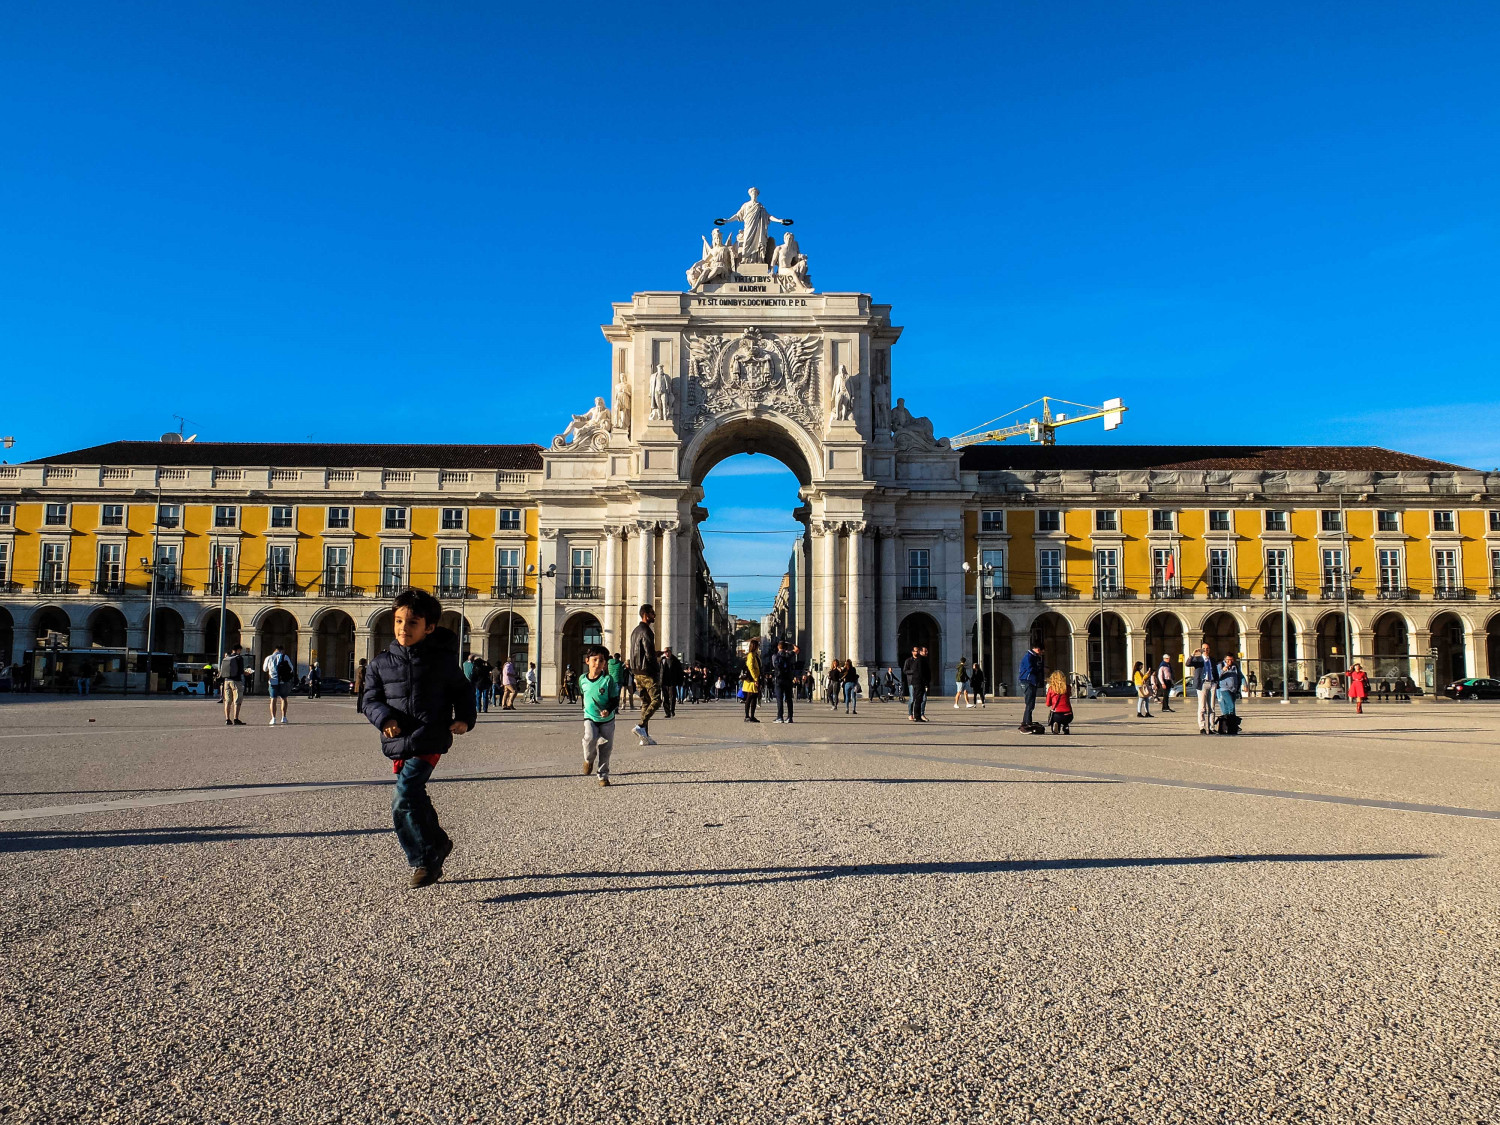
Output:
[1047, 670, 1069, 694]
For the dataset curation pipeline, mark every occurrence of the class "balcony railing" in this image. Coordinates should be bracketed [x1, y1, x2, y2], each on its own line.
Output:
[1319, 585, 1361, 600]
[0, 580, 19, 595]
[980, 585, 1013, 602]
[206, 582, 250, 597]
[376, 582, 408, 598]
[34, 579, 79, 595]
[1093, 585, 1135, 600]
[560, 584, 603, 600]
[491, 584, 535, 600]
[318, 581, 364, 598]
[1491, 585, 1500, 601]
[1261, 586, 1306, 600]
[1150, 584, 1191, 600]
[1034, 584, 1079, 600]
[1207, 584, 1246, 600]
[1376, 586, 1418, 600]
[261, 580, 304, 597]
[1433, 586, 1473, 601]
[436, 584, 477, 600]
[901, 585, 939, 600]
[92, 578, 130, 595]
[151, 578, 191, 596]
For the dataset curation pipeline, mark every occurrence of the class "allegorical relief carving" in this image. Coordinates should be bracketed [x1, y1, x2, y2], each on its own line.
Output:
[683, 327, 822, 432]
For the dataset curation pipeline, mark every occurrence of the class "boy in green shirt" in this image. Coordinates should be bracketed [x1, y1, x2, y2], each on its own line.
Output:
[579, 643, 621, 787]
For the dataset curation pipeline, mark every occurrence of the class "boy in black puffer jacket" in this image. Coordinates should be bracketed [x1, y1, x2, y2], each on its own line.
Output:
[361, 588, 476, 888]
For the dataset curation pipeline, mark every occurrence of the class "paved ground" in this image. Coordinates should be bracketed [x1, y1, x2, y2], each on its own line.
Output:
[1, 691, 1497, 1123]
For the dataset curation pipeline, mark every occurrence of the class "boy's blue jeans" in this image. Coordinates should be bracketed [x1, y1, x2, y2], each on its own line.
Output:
[392, 757, 449, 868]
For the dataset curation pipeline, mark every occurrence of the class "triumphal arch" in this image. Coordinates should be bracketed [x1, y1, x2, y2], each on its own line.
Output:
[538, 188, 965, 677]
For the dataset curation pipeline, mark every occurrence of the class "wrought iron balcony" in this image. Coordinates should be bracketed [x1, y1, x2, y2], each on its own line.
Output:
[1033, 584, 1080, 600]
[0, 580, 19, 595]
[1093, 585, 1135, 600]
[261, 580, 304, 597]
[436, 584, 477, 600]
[1376, 586, 1418, 601]
[1261, 586, 1306, 601]
[1319, 585, 1361, 601]
[1207, 584, 1246, 600]
[376, 583, 408, 598]
[92, 579, 130, 595]
[1490, 585, 1500, 600]
[491, 584, 535, 600]
[206, 581, 249, 597]
[560, 584, 603, 601]
[1151, 584, 1191, 600]
[318, 582, 364, 598]
[34, 579, 79, 595]
[980, 585, 1013, 602]
[1433, 586, 1473, 601]
[151, 577, 191, 596]
[900, 585, 939, 600]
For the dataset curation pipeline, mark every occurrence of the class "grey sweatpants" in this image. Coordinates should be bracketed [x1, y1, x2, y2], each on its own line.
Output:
[583, 718, 616, 778]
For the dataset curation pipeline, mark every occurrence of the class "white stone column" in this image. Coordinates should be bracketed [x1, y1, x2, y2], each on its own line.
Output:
[636, 520, 656, 612]
[941, 529, 964, 687]
[660, 520, 680, 655]
[815, 522, 838, 667]
[295, 628, 316, 678]
[1465, 629, 1485, 678]
[847, 522, 866, 666]
[603, 525, 622, 653]
[879, 528, 898, 666]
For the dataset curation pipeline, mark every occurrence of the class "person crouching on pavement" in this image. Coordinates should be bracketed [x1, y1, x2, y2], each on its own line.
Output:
[580, 643, 621, 786]
[1045, 670, 1073, 734]
[360, 587, 475, 889]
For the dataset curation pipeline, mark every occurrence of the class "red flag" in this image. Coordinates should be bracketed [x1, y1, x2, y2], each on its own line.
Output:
[1165, 553, 1176, 581]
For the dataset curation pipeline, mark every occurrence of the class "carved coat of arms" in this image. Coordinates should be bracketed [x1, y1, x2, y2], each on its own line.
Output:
[683, 328, 821, 431]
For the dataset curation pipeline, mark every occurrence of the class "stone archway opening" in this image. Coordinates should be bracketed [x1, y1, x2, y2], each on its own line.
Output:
[202, 609, 243, 656]
[32, 606, 71, 648]
[1316, 612, 1349, 676]
[974, 611, 1014, 695]
[897, 612, 941, 690]
[1086, 611, 1128, 685]
[1372, 612, 1413, 682]
[439, 610, 473, 657]
[560, 612, 603, 693]
[1200, 611, 1242, 663]
[87, 605, 128, 649]
[370, 610, 396, 660]
[150, 606, 186, 658]
[315, 610, 356, 680]
[684, 415, 819, 675]
[0, 606, 12, 665]
[487, 611, 530, 668]
[1145, 612, 1186, 682]
[1429, 612, 1467, 687]
[256, 609, 298, 683]
[1030, 612, 1072, 674]
[1257, 611, 1303, 693]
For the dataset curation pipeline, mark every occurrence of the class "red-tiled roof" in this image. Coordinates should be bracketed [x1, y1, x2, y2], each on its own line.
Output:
[31, 440, 545, 471]
[959, 444, 1467, 472]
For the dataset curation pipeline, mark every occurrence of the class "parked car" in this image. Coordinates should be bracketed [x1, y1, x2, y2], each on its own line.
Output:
[295, 676, 354, 696]
[1444, 677, 1500, 700]
[1095, 680, 1137, 697]
[172, 678, 209, 696]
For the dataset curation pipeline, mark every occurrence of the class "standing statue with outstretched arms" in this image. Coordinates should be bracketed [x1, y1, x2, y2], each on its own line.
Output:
[715, 187, 792, 265]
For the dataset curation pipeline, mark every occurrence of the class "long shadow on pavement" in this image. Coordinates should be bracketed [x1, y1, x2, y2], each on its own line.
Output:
[0, 825, 388, 852]
[460, 852, 1436, 903]
[0, 770, 708, 799]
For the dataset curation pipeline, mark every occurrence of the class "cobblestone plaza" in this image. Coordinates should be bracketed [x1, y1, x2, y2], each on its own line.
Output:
[2, 695, 1495, 1122]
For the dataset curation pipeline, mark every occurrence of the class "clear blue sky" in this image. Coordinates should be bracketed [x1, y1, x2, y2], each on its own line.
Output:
[3, 1, 1497, 616]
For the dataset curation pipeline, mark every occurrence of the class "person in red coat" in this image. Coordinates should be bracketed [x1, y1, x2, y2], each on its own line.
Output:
[1347, 662, 1371, 714]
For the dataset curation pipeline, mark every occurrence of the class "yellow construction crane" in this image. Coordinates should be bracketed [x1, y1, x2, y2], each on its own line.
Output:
[949, 397, 1127, 448]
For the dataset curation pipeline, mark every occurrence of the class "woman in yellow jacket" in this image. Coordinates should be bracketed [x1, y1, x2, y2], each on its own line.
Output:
[741, 645, 762, 723]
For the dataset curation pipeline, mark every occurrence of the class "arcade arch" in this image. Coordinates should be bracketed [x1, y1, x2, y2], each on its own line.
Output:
[314, 609, 356, 679]
[256, 609, 298, 676]
[31, 606, 71, 647]
[87, 605, 128, 649]
[974, 611, 1014, 693]
[1429, 612, 1467, 685]
[150, 607, 185, 657]
[1200, 611, 1241, 661]
[560, 612, 603, 688]
[1372, 612, 1414, 680]
[1316, 612, 1349, 675]
[1145, 611, 1186, 680]
[1029, 612, 1072, 674]
[1257, 610, 1303, 691]
[0, 606, 12, 664]
[201, 608, 243, 656]
[897, 612, 941, 683]
[1086, 611, 1128, 684]
[486, 610, 530, 667]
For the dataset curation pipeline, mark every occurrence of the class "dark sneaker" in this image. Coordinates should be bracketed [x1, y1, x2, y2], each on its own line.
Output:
[429, 838, 454, 880]
[225, 719, 232, 726]
[582, 760, 594, 775]
[233, 719, 245, 725]
[409, 867, 436, 888]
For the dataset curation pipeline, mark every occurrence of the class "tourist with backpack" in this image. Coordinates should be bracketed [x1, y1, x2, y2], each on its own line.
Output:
[262, 644, 296, 725]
